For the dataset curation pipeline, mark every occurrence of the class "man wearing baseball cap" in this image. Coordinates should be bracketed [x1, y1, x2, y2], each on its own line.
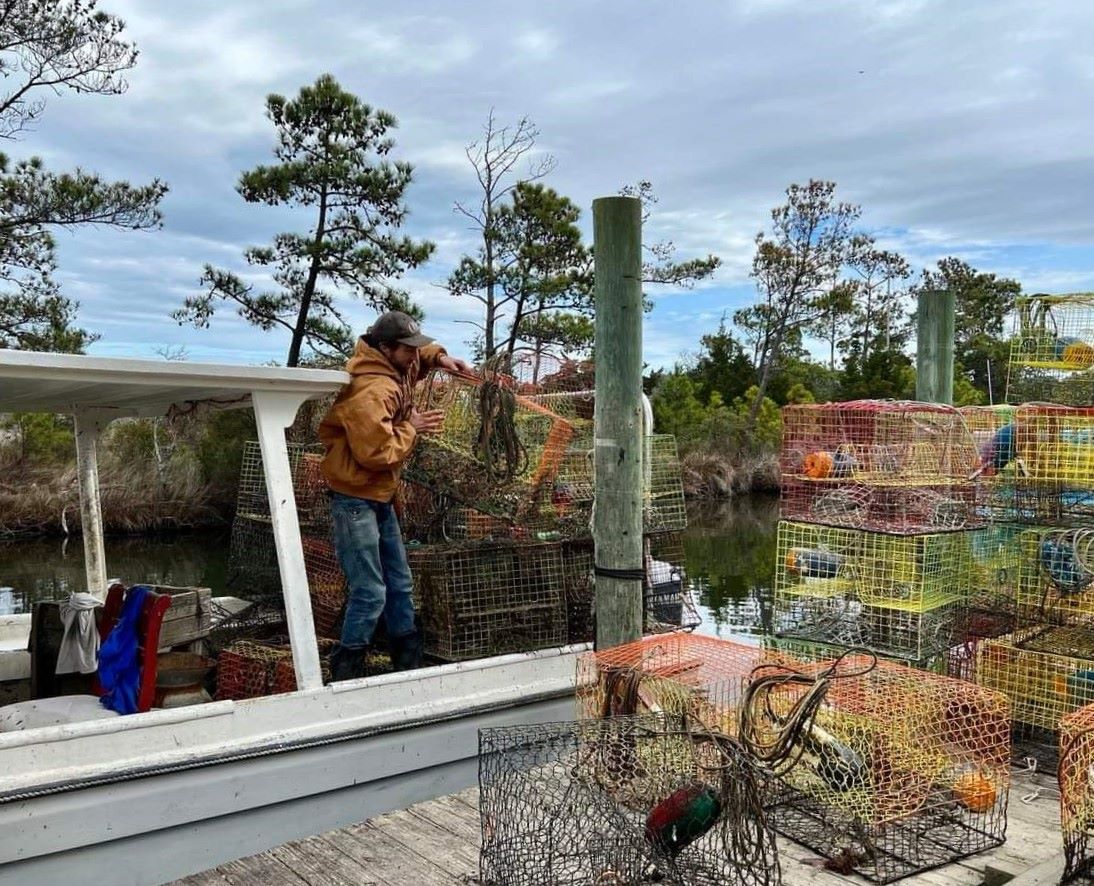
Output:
[319, 310, 472, 681]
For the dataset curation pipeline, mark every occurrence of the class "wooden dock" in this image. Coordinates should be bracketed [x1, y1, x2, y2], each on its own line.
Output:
[169, 767, 1066, 886]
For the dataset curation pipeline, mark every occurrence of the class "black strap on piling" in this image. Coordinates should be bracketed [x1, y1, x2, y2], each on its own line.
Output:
[593, 564, 646, 581]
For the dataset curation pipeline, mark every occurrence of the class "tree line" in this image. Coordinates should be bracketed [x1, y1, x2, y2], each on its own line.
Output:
[1, 1, 1023, 500]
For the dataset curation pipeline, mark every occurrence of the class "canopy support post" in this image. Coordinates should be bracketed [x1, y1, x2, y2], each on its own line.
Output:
[74, 409, 115, 599]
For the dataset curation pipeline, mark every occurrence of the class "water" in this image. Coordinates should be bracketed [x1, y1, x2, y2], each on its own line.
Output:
[0, 532, 230, 615]
[0, 498, 780, 636]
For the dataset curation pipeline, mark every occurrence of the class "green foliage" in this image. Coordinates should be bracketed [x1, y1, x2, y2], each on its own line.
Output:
[195, 409, 257, 495]
[732, 386, 782, 452]
[734, 180, 860, 431]
[175, 75, 434, 366]
[0, 0, 139, 140]
[917, 257, 1021, 400]
[691, 317, 754, 406]
[0, 2, 165, 352]
[105, 419, 156, 464]
[651, 373, 718, 442]
[1, 413, 74, 463]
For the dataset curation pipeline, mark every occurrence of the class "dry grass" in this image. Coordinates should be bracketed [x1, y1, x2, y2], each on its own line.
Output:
[681, 449, 779, 499]
[0, 457, 225, 538]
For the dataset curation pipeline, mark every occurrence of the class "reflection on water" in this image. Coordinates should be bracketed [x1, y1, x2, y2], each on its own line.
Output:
[686, 495, 778, 643]
[0, 533, 229, 615]
[0, 499, 781, 637]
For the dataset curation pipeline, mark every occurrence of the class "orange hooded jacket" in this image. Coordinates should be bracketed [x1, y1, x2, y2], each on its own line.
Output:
[318, 337, 447, 502]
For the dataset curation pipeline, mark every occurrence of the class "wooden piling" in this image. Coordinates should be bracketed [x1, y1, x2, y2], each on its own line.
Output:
[916, 289, 955, 405]
[592, 196, 644, 650]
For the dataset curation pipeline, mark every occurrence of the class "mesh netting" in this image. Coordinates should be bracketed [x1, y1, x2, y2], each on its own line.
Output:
[976, 626, 1094, 732]
[1007, 294, 1094, 406]
[772, 520, 965, 661]
[406, 540, 568, 661]
[1061, 703, 1094, 884]
[1010, 527, 1094, 629]
[478, 713, 779, 886]
[406, 369, 575, 522]
[215, 638, 336, 700]
[779, 401, 982, 534]
[561, 533, 699, 645]
[577, 634, 1009, 884]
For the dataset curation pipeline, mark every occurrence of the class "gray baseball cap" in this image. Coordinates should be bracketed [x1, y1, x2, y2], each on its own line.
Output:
[368, 311, 434, 347]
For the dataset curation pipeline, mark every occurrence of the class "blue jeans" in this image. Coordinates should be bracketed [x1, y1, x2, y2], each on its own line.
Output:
[329, 492, 416, 648]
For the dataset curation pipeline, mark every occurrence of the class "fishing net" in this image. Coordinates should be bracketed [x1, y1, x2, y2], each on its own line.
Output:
[779, 400, 982, 534]
[478, 713, 779, 886]
[1008, 294, 1094, 406]
[1061, 703, 1094, 884]
[772, 520, 965, 661]
[406, 540, 568, 661]
[405, 368, 575, 522]
[577, 634, 1009, 883]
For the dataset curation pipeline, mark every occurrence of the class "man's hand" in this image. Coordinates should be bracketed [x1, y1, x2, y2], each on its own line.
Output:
[409, 408, 444, 436]
[437, 354, 475, 375]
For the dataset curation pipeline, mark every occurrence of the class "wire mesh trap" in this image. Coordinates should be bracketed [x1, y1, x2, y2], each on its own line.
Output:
[1010, 294, 1094, 371]
[780, 400, 982, 534]
[405, 369, 575, 522]
[772, 520, 966, 661]
[561, 533, 699, 645]
[215, 637, 338, 700]
[1012, 527, 1094, 629]
[746, 655, 1010, 884]
[406, 540, 568, 661]
[1061, 703, 1094, 884]
[577, 635, 1010, 883]
[976, 626, 1094, 734]
[478, 714, 780, 886]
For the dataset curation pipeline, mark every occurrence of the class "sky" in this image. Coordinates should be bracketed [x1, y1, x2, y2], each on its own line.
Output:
[14, 0, 1094, 370]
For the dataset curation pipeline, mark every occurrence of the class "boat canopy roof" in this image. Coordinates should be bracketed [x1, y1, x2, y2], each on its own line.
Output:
[0, 349, 347, 417]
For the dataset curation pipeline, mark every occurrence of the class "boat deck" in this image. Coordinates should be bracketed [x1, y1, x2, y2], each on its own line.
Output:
[169, 767, 1065, 886]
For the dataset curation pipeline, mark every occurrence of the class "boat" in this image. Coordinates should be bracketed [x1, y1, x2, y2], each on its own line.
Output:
[0, 349, 584, 885]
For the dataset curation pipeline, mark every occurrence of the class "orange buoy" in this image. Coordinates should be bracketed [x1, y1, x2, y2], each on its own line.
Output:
[953, 771, 997, 812]
[803, 451, 834, 479]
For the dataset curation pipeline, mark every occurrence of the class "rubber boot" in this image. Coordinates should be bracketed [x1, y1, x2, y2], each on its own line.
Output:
[329, 644, 369, 682]
[389, 630, 422, 672]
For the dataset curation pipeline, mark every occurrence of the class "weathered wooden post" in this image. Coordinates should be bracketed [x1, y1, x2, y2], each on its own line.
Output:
[916, 289, 955, 404]
[592, 195, 644, 649]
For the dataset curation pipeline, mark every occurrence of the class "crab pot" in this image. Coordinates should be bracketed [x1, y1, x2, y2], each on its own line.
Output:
[1013, 527, 1094, 628]
[759, 657, 1010, 884]
[960, 405, 1023, 522]
[1061, 703, 1094, 884]
[976, 626, 1094, 734]
[773, 521, 967, 661]
[301, 536, 346, 639]
[226, 513, 283, 600]
[576, 633, 767, 731]
[478, 714, 780, 886]
[1013, 405, 1094, 488]
[404, 370, 574, 522]
[1009, 293, 1094, 371]
[780, 401, 981, 534]
[215, 638, 336, 700]
[965, 523, 1024, 634]
[234, 441, 330, 531]
[561, 532, 696, 645]
[406, 540, 567, 661]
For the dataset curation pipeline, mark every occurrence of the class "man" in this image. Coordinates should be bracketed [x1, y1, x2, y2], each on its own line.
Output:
[319, 311, 472, 681]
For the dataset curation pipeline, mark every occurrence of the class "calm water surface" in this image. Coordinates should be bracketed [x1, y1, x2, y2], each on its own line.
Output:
[0, 496, 780, 641]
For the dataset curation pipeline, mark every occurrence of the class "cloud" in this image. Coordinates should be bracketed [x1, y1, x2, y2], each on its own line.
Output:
[11, 0, 1094, 372]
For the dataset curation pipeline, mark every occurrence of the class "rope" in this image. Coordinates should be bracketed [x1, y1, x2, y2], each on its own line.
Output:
[737, 648, 877, 777]
[474, 358, 528, 482]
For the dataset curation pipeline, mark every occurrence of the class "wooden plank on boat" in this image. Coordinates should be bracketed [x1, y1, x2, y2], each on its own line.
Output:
[167, 873, 232, 886]
[267, 834, 380, 886]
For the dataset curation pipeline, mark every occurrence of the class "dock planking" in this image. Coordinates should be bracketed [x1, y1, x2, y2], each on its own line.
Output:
[170, 771, 1064, 886]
